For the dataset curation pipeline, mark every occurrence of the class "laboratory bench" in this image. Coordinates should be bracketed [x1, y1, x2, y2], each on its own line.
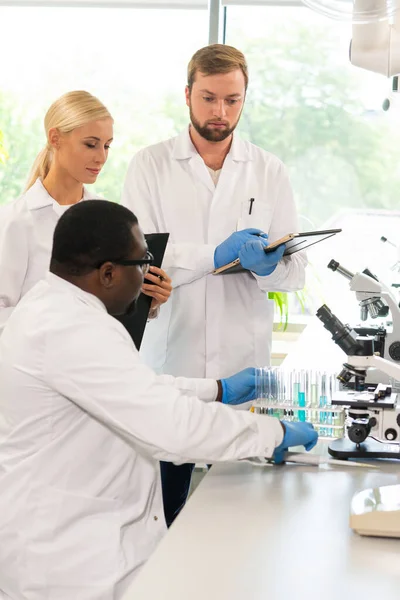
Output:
[124, 443, 400, 600]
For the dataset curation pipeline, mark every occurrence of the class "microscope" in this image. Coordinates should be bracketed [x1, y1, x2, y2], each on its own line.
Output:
[316, 304, 400, 460]
[327, 259, 400, 386]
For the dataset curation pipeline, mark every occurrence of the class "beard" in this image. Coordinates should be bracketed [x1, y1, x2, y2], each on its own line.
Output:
[189, 105, 239, 142]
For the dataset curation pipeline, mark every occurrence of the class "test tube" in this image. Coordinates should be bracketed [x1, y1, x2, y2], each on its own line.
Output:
[277, 369, 282, 418]
[255, 367, 267, 406]
[298, 370, 307, 422]
[291, 369, 300, 422]
[310, 370, 319, 425]
[318, 371, 326, 436]
[327, 372, 337, 437]
[255, 367, 277, 416]
[283, 370, 294, 421]
[268, 367, 280, 418]
[333, 409, 345, 438]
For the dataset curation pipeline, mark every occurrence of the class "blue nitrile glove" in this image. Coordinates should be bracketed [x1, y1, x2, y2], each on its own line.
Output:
[214, 229, 268, 269]
[238, 238, 286, 276]
[220, 368, 256, 405]
[273, 421, 318, 464]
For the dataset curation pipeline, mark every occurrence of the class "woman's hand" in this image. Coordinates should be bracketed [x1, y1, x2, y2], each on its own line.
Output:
[141, 266, 172, 318]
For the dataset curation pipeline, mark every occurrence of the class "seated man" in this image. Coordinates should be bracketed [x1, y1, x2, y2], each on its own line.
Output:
[0, 200, 317, 600]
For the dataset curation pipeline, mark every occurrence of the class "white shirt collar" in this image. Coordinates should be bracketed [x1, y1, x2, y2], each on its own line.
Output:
[172, 126, 253, 162]
[46, 272, 107, 314]
[26, 178, 95, 211]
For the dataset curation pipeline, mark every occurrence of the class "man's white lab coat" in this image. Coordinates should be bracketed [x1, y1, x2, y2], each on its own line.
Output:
[122, 129, 307, 379]
[0, 274, 283, 600]
[0, 178, 94, 333]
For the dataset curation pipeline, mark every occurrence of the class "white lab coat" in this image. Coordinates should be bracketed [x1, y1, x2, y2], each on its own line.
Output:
[0, 178, 95, 334]
[122, 129, 307, 380]
[0, 274, 283, 600]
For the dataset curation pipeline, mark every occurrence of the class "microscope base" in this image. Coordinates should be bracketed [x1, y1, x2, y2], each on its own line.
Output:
[328, 437, 400, 460]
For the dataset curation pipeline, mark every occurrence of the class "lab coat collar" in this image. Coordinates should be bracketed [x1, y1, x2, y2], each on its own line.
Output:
[26, 178, 94, 211]
[228, 134, 253, 162]
[172, 127, 253, 163]
[46, 272, 108, 314]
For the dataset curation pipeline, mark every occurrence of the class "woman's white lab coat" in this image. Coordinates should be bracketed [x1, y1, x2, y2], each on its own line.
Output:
[122, 129, 307, 379]
[0, 178, 94, 333]
[0, 274, 283, 600]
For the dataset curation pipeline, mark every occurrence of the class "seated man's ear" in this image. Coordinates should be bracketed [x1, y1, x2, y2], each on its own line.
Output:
[99, 262, 118, 288]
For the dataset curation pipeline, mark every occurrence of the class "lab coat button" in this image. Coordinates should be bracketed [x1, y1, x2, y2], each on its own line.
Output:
[153, 515, 158, 521]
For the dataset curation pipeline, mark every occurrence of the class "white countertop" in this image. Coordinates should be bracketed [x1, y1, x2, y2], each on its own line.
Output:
[124, 445, 400, 600]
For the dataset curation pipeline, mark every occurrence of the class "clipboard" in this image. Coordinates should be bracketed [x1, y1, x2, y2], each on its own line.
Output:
[213, 228, 342, 275]
[115, 232, 169, 350]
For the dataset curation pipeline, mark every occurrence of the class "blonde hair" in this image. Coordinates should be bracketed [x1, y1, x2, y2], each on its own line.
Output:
[187, 44, 248, 92]
[25, 90, 112, 191]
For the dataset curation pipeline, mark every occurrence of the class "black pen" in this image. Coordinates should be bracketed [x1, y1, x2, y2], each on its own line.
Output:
[249, 198, 255, 215]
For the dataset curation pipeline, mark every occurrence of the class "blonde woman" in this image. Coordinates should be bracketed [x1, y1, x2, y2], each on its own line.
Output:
[0, 91, 171, 333]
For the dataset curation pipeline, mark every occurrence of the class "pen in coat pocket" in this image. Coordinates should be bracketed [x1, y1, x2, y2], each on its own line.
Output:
[249, 197, 255, 215]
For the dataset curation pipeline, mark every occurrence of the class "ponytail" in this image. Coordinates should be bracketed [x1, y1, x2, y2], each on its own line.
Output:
[25, 145, 52, 191]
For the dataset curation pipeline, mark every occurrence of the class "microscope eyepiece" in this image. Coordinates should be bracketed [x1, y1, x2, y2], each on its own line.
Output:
[316, 305, 372, 356]
[316, 304, 338, 326]
[327, 260, 354, 281]
[327, 259, 339, 272]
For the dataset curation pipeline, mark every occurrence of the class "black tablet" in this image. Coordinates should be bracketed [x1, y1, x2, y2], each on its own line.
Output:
[264, 228, 342, 256]
[115, 232, 170, 349]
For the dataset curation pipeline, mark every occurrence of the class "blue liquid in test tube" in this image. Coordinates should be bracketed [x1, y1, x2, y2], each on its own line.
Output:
[298, 370, 306, 422]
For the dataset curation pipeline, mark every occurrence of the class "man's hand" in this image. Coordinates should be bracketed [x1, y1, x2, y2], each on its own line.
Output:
[239, 239, 285, 276]
[142, 267, 172, 318]
[214, 229, 268, 269]
[273, 421, 318, 464]
[219, 368, 256, 405]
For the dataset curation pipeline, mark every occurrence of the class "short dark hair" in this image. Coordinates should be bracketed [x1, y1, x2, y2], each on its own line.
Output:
[50, 200, 138, 276]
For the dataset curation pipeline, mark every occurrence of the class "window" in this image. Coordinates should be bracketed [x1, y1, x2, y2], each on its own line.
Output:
[0, 5, 207, 203]
[1, 2, 398, 343]
[226, 5, 400, 326]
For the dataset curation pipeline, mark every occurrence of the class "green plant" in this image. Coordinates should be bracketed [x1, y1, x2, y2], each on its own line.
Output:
[270, 290, 312, 331]
[269, 260, 327, 330]
[269, 291, 290, 330]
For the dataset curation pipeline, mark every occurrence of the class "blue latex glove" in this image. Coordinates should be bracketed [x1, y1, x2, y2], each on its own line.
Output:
[238, 238, 285, 276]
[220, 368, 256, 405]
[273, 421, 318, 464]
[214, 229, 268, 269]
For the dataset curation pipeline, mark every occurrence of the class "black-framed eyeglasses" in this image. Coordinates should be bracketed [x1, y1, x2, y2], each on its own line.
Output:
[96, 251, 154, 274]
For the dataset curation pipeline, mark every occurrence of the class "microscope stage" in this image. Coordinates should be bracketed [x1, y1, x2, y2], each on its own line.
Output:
[328, 437, 400, 459]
